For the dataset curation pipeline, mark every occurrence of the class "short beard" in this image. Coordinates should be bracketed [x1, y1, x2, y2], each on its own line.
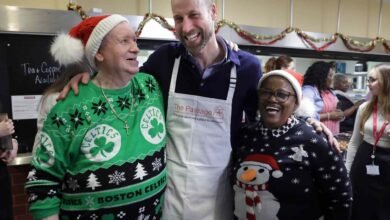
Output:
[182, 27, 213, 55]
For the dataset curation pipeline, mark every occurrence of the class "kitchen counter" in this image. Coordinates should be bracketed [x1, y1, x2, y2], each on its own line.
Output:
[8, 152, 32, 166]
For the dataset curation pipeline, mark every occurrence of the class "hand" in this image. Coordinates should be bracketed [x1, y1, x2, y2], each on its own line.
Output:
[307, 117, 323, 133]
[0, 119, 14, 137]
[225, 40, 239, 52]
[355, 99, 365, 107]
[0, 138, 18, 163]
[57, 72, 90, 100]
[306, 118, 341, 152]
[332, 109, 345, 121]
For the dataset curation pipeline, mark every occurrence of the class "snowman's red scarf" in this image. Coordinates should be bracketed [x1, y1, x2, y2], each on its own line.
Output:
[236, 180, 268, 220]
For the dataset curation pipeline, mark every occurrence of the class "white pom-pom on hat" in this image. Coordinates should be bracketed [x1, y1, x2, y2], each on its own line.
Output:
[50, 34, 84, 66]
[50, 14, 128, 68]
[294, 98, 317, 118]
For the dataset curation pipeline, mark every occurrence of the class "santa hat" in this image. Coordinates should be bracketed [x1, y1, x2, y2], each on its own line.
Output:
[258, 69, 317, 117]
[258, 69, 302, 106]
[242, 154, 283, 178]
[50, 14, 128, 69]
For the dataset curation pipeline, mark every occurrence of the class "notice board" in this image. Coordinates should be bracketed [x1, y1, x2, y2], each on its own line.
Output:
[0, 34, 64, 153]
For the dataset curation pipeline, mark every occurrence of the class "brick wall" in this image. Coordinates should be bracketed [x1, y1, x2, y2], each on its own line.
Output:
[8, 165, 33, 220]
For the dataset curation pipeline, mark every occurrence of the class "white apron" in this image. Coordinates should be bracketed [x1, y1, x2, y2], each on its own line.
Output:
[163, 57, 236, 220]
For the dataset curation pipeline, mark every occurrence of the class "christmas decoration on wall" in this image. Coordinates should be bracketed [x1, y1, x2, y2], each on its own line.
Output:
[136, 13, 176, 36]
[67, 4, 390, 54]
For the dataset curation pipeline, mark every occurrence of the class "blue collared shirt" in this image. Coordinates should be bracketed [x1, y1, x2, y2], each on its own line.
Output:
[141, 36, 262, 149]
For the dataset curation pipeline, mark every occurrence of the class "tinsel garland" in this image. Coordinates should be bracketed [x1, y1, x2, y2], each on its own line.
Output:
[67, 2, 88, 20]
[216, 20, 293, 45]
[339, 35, 377, 52]
[295, 29, 338, 51]
[136, 13, 175, 37]
[383, 40, 390, 53]
[68, 7, 390, 54]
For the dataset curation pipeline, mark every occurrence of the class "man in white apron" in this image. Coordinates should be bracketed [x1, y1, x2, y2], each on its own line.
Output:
[163, 57, 237, 219]
[160, 1, 261, 219]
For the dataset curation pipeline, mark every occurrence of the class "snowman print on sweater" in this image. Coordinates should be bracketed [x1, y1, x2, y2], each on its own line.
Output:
[234, 154, 283, 220]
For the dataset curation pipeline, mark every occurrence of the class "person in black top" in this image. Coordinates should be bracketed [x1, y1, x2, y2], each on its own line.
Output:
[333, 74, 365, 133]
[0, 102, 18, 220]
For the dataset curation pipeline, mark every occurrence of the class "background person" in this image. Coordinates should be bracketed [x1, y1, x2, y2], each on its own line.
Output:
[302, 61, 344, 135]
[346, 64, 390, 220]
[32, 63, 90, 153]
[25, 14, 166, 220]
[264, 55, 303, 84]
[264, 55, 295, 72]
[0, 103, 18, 220]
[333, 74, 365, 133]
[234, 70, 352, 220]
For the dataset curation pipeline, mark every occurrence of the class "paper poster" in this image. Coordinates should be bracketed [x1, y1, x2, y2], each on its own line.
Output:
[11, 95, 42, 120]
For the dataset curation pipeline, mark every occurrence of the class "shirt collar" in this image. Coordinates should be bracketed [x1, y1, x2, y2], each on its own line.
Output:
[258, 116, 299, 138]
[218, 35, 240, 66]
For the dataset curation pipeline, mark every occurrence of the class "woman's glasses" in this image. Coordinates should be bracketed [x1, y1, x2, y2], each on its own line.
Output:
[259, 88, 295, 102]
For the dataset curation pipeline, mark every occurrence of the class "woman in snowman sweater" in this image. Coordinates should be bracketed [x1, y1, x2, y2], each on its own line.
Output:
[233, 70, 352, 220]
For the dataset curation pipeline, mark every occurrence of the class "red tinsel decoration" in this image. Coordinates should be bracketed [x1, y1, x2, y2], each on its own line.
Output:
[297, 32, 338, 51]
[340, 37, 376, 52]
[236, 30, 286, 45]
[66, 5, 390, 54]
[382, 41, 390, 53]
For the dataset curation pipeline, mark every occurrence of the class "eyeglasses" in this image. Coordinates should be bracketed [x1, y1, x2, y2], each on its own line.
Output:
[367, 77, 377, 83]
[259, 88, 295, 102]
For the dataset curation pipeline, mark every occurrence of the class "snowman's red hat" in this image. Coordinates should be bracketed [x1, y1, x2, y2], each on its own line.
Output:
[242, 154, 283, 178]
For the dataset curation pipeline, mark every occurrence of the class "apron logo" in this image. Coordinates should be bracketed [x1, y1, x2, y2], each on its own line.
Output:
[81, 124, 121, 162]
[34, 132, 55, 168]
[174, 104, 225, 120]
[140, 107, 166, 144]
[213, 106, 225, 119]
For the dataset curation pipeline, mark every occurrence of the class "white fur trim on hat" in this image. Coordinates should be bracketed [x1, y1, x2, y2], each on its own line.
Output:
[258, 70, 302, 106]
[50, 34, 84, 66]
[85, 14, 128, 69]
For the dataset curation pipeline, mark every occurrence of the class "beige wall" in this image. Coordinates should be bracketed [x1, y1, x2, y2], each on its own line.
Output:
[0, 0, 69, 10]
[1, 0, 389, 39]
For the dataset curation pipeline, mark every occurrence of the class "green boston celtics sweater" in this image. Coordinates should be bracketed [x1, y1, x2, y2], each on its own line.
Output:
[25, 73, 167, 220]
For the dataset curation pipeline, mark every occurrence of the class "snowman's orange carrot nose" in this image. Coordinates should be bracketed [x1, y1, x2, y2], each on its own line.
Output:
[240, 169, 257, 182]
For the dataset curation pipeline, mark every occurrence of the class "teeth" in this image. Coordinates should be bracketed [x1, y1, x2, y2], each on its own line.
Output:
[265, 106, 279, 111]
[186, 33, 198, 40]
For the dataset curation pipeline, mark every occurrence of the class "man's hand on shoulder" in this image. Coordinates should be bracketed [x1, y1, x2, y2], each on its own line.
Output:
[224, 39, 239, 52]
[57, 72, 90, 101]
